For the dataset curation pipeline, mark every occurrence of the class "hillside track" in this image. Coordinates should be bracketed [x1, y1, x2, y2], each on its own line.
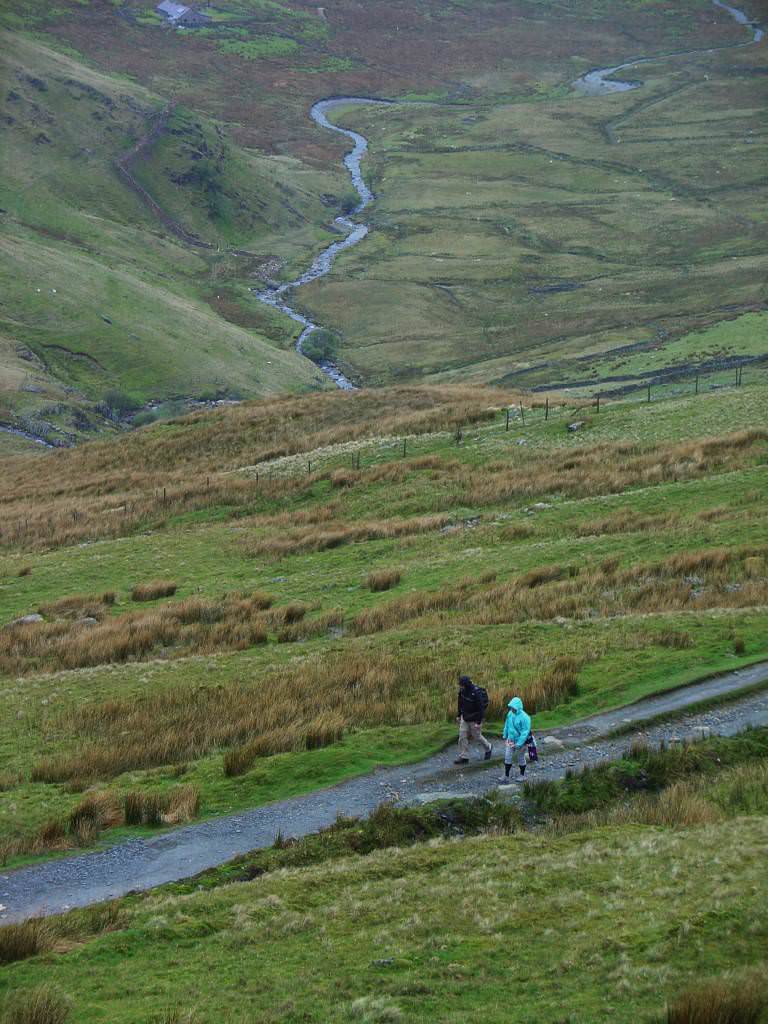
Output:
[2, 661, 767, 924]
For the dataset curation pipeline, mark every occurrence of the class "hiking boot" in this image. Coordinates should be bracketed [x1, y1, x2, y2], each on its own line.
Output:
[453, 757, 469, 765]
[499, 775, 512, 784]
[484, 744, 493, 761]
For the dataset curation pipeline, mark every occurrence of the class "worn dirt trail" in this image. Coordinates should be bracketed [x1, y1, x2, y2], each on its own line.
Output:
[2, 661, 767, 923]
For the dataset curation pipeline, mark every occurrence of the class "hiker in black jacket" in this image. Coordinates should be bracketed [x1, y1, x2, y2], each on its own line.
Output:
[454, 674, 493, 765]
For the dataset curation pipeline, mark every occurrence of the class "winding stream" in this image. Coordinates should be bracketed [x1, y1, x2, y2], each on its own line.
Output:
[255, 1, 762, 389]
[574, 0, 763, 95]
[253, 98, 391, 390]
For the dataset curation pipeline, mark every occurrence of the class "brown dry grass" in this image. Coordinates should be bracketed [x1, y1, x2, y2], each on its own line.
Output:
[131, 580, 178, 602]
[2, 389, 761, 556]
[1, 984, 70, 1024]
[0, 920, 54, 965]
[656, 629, 694, 649]
[243, 515, 449, 559]
[123, 785, 200, 826]
[664, 969, 767, 1023]
[366, 569, 402, 592]
[0, 591, 277, 675]
[1, 783, 200, 864]
[37, 592, 115, 619]
[0, 385, 517, 552]
[576, 508, 672, 537]
[349, 543, 768, 637]
[30, 649, 582, 784]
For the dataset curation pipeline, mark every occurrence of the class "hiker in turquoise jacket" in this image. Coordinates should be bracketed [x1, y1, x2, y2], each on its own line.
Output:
[501, 697, 532, 782]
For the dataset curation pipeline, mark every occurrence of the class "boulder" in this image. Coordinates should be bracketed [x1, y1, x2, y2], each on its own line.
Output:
[540, 736, 565, 752]
[75, 617, 99, 627]
[8, 613, 43, 627]
[567, 421, 586, 432]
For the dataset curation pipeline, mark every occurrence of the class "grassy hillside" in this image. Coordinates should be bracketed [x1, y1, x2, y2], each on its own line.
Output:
[2, 733, 768, 1021]
[0, 379, 766, 862]
[1, 0, 765, 439]
[0, 31, 336, 448]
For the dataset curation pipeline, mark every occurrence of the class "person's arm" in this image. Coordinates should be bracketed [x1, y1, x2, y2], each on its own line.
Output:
[515, 713, 532, 749]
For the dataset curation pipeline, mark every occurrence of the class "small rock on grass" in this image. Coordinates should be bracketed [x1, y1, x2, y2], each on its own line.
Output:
[8, 613, 43, 627]
[541, 736, 565, 752]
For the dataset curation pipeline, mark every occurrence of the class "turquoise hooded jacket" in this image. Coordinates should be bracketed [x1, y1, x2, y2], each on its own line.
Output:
[502, 697, 531, 748]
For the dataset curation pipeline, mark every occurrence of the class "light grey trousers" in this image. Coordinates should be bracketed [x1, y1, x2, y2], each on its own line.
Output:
[504, 741, 527, 767]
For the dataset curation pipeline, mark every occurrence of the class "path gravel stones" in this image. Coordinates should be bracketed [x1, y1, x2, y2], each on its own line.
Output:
[2, 662, 767, 923]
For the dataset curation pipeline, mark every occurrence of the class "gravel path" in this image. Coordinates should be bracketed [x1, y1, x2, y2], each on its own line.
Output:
[2, 662, 767, 923]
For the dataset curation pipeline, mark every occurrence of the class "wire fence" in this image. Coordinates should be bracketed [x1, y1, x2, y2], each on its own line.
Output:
[248, 360, 768, 483]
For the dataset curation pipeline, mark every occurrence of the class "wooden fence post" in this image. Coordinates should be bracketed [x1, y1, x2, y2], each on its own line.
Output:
[595, 393, 600, 414]
[646, 383, 651, 403]
[545, 397, 549, 421]
[505, 408, 510, 432]
[695, 374, 699, 395]
[520, 404, 525, 426]
[402, 437, 407, 458]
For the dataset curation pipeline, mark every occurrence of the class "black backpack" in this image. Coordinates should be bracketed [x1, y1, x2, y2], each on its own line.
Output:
[474, 685, 489, 716]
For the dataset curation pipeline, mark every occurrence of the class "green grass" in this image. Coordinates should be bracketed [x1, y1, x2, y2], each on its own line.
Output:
[292, 35, 767, 387]
[2, 0, 764, 414]
[3, 816, 767, 1022]
[0, 30, 336, 432]
[1, 381, 767, 857]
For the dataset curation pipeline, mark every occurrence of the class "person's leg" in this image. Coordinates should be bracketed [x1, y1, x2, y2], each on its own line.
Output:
[518, 746, 527, 776]
[502, 741, 514, 780]
[456, 719, 470, 762]
[473, 724, 495, 757]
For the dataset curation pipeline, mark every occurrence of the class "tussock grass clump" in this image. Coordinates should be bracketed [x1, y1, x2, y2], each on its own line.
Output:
[577, 508, 671, 538]
[66, 791, 121, 846]
[275, 608, 344, 644]
[0, 590, 278, 675]
[244, 514, 449, 559]
[123, 785, 200, 826]
[38, 593, 116, 619]
[0, 772, 21, 792]
[329, 468, 359, 488]
[148, 1011, 200, 1024]
[548, 779, 722, 835]
[1, 985, 70, 1024]
[500, 524, 534, 541]
[2, 784, 202, 861]
[656, 629, 694, 649]
[524, 656, 581, 713]
[664, 970, 767, 1023]
[744, 556, 765, 578]
[0, 920, 54, 965]
[17, 566, 32, 577]
[131, 580, 178, 602]
[517, 564, 572, 588]
[366, 569, 402, 592]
